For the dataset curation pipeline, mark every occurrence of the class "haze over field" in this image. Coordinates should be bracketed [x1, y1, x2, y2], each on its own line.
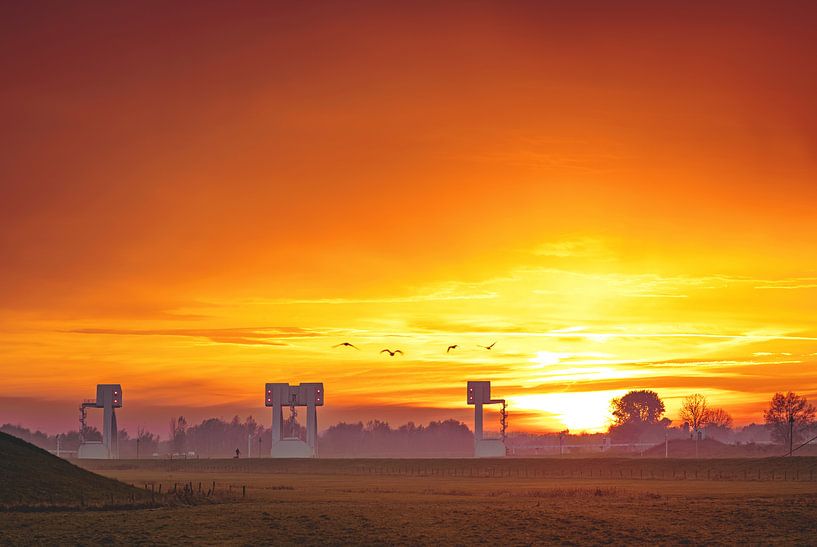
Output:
[2, 2, 817, 435]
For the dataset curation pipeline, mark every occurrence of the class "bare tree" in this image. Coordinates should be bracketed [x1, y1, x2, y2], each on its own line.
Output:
[680, 394, 734, 434]
[137, 426, 160, 456]
[169, 416, 188, 454]
[679, 394, 711, 433]
[679, 393, 710, 458]
[706, 407, 733, 428]
[764, 392, 816, 447]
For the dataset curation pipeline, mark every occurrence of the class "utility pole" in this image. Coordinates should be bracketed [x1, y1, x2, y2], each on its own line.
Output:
[665, 430, 668, 459]
[136, 437, 140, 460]
[789, 414, 795, 457]
[248, 434, 252, 459]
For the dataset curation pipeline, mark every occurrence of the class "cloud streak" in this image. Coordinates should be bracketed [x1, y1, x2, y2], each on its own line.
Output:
[67, 327, 321, 346]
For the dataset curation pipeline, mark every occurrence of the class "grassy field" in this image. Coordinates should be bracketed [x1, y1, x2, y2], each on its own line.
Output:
[2, 457, 817, 545]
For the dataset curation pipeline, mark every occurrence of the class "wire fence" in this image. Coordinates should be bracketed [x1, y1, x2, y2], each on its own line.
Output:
[82, 457, 817, 482]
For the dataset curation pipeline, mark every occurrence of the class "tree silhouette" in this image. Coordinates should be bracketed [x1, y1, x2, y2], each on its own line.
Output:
[609, 390, 669, 442]
[679, 394, 709, 434]
[706, 407, 733, 429]
[320, 419, 472, 457]
[136, 426, 159, 455]
[169, 416, 188, 454]
[183, 416, 268, 458]
[763, 391, 816, 446]
[80, 424, 102, 442]
[611, 390, 665, 425]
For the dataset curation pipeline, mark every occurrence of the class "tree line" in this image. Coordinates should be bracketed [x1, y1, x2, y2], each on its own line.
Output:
[1, 416, 474, 458]
[3, 390, 814, 457]
[606, 390, 816, 447]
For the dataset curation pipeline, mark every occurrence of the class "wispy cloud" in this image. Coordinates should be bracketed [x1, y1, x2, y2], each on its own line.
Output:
[231, 291, 498, 306]
[67, 327, 321, 346]
[753, 277, 817, 290]
[532, 238, 612, 259]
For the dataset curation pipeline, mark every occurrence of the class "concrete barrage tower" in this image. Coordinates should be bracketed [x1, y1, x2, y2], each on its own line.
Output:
[467, 381, 507, 457]
[78, 384, 122, 459]
[265, 382, 324, 458]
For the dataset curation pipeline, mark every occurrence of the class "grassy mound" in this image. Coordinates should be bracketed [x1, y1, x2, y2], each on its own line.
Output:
[0, 432, 148, 507]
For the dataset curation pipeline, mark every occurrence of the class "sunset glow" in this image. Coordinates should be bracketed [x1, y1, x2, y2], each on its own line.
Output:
[2, 2, 816, 437]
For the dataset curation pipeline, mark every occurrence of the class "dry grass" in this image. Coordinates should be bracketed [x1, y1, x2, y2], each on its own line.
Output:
[2, 458, 817, 545]
[0, 432, 150, 509]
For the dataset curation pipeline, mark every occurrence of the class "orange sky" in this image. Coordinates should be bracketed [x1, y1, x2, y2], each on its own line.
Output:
[2, 1, 817, 436]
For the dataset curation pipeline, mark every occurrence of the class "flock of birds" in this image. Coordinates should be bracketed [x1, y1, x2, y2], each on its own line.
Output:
[332, 341, 496, 357]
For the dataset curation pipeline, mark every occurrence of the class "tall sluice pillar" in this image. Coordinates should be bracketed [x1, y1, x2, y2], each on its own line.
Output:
[467, 381, 507, 458]
[78, 384, 122, 459]
[265, 382, 324, 458]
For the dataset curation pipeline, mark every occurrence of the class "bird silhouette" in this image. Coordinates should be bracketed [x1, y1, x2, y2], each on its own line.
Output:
[447, 345, 458, 353]
[380, 349, 403, 357]
[333, 342, 359, 350]
[479, 342, 496, 350]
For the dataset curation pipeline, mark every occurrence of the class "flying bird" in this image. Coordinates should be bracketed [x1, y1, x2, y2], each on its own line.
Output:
[380, 349, 403, 357]
[447, 345, 458, 353]
[479, 342, 496, 350]
[333, 342, 359, 350]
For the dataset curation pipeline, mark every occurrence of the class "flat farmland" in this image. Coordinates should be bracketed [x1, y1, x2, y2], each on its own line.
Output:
[3, 458, 817, 545]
